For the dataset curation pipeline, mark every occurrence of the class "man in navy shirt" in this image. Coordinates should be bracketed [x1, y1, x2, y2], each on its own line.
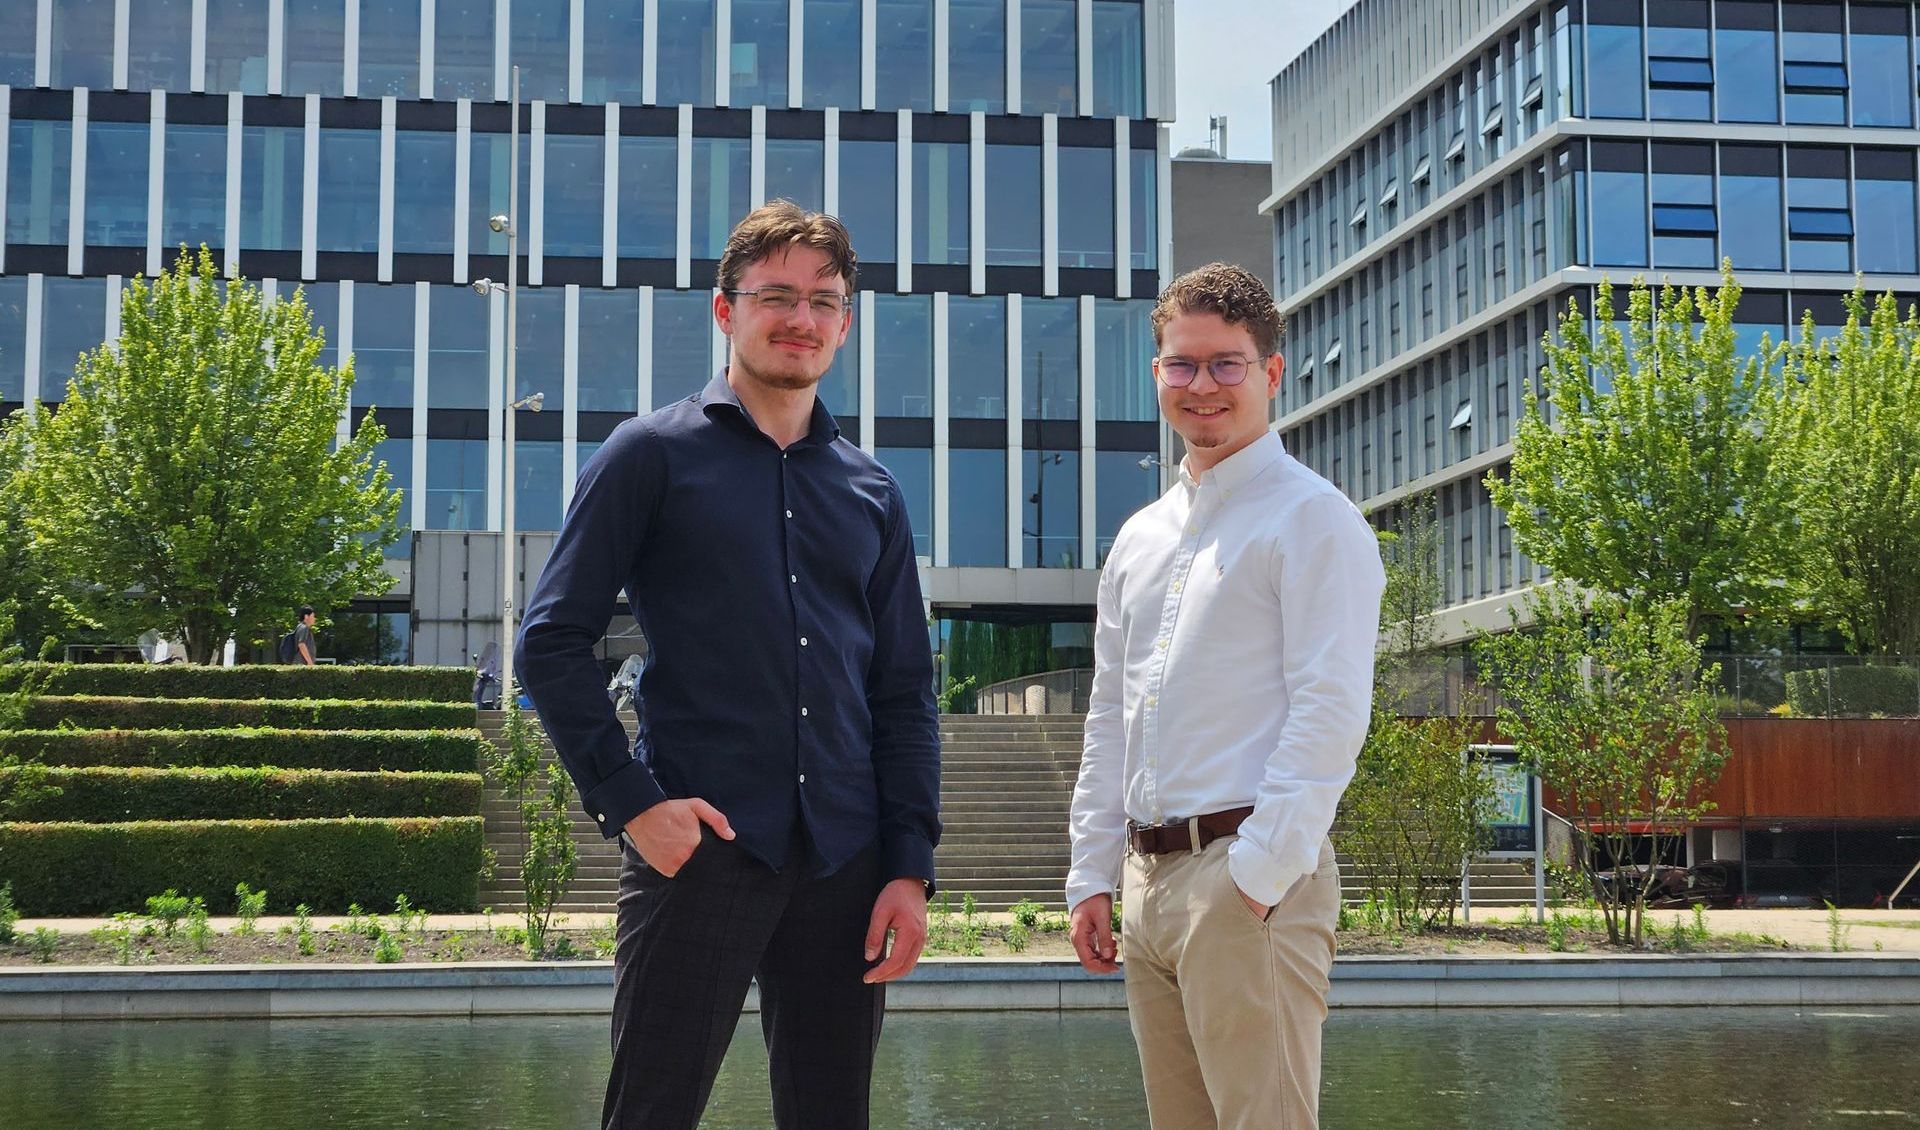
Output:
[517, 202, 941, 1130]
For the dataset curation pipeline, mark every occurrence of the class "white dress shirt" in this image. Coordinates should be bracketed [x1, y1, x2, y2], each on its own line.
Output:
[1066, 430, 1385, 911]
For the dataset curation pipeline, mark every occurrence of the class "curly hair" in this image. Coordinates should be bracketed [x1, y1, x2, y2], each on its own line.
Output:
[716, 200, 859, 295]
[1150, 262, 1285, 357]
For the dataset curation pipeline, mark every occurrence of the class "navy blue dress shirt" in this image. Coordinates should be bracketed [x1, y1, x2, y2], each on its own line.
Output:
[516, 372, 942, 885]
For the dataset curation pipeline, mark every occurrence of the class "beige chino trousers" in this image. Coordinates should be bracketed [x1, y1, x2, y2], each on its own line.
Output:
[1122, 833, 1341, 1130]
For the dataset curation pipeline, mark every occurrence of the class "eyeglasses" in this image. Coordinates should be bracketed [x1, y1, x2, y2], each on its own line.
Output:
[1155, 354, 1263, 388]
[728, 287, 852, 320]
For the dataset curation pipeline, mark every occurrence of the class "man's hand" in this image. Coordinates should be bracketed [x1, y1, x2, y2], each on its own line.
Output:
[1235, 885, 1273, 922]
[862, 878, 929, 984]
[1069, 893, 1119, 974]
[622, 798, 734, 877]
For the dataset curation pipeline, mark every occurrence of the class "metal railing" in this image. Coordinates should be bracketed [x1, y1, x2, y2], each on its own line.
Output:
[975, 668, 1095, 715]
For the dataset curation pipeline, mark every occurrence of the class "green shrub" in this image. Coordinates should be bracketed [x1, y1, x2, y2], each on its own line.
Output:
[16, 695, 475, 732]
[0, 663, 472, 703]
[0, 765, 483, 821]
[1783, 666, 1920, 717]
[233, 882, 267, 934]
[0, 728, 486, 774]
[0, 880, 16, 942]
[0, 816, 484, 914]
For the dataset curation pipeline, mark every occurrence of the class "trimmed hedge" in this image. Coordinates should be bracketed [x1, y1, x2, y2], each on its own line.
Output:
[20, 695, 475, 731]
[1784, 666, 1920, 717]
[0, 766, 483, 822]
[0, 728, 486, 774]
[0, 662, 472, 703]
[0, 816, 484, 914]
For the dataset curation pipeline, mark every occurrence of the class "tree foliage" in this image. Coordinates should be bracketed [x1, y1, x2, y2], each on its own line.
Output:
[0, 417, 88, 661]
[492, 691, 578, 957]
[17, 249, 400, 663]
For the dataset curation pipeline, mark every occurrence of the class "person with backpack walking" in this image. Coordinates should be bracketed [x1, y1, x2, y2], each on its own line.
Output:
[280, 606, 318, 665]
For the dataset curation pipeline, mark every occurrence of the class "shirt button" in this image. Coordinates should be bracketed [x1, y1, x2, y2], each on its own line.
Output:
[785, 509, 794, 519]
[800, 637, 809, 646]
[790, 574, 797, 584]
[799, 774, 806, 784]
[801, 707, 810, 717]
[596, 813, 606, 822]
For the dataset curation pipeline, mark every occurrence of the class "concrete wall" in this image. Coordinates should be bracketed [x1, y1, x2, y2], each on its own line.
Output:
[1171, 157, 1277, 290]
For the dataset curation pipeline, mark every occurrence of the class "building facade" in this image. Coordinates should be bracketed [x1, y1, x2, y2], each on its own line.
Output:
[1266, 0, 1920, 643]
[0, 0, 1177, 678]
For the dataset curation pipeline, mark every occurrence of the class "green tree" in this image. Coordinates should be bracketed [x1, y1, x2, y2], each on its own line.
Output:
[1775, 289, 1920, 657]
[491, 691, 579, 957]
[0, 416, 89, 661]
[1488, 266, 1790, 640]
[1475, 590, 1728, 946]
[1373, 492, 1447, 707]
[17, 249, 400, 663]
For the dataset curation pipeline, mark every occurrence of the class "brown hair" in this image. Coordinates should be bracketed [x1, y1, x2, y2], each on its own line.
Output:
[716, 200, 859, 295]
[1150, 262, 1285, 357]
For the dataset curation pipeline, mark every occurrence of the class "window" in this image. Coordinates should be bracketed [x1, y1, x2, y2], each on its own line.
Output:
[877, 0, 934, 112]
[426, 439, 488, 530]
[545, 133, 605, 258]
[802, 0, 862, 109]
[353, 283, 416, 410]
[1850, 3, 1913, 128]
[987, 145, 1043, 266]
[730, 0, 789, 107]
[86, 122, 150, 248]
[436, 0, 496, 101]
[1731, 290, 1788, 363]
[50, 0, 115, 91]
[127, 0, 193, 91]
[295, 283, 341, 372]
[578, 288, 642, 413]
[950, 0, 1006, 113]
[428, 285, 489, 409]
[1023, 297, 1079, 420]
[1787, 147, 1851, 272]
[284, 0, 346, 96]
[1094, 300, 1155, 421]
[1715, 1, 1779, 124]
[874, 295, 933, 417]
[469, 131, 526, 257]
[1720, 144, 1782, 271]
[0, 277, 27, 402]
[1022, 0, 1078, 115]
[819, 318, 859, 417]
[206, 0, 273, 94]
[877, 447, 934, 558]
[657, 0, 718, 106]
[1131, 148, 1158, 270]
[317, 129, 380, 253]
[1855, 149, 1917, 274]
[41, 277, 107, 399]
[162, 125, 228, 252]
[765, 139, 825, 213]
[515, 441, 564, 530]
[1589, 140, 1648, 268]
[583, 0, 648, 104]
[949, 296, 1007, 419]
[1650, 143, 1715, 268]
[9, 121, 73, 246]
[1647, 1, 1711, 121]
[691, 137, 749, 259]
[949, 449, 1006, 566]
[1096, 450, 1156, 566]
[394, 131, 457, 256]
[0, 4, 36, 87]
[1023, 449, 1078, 568]
[840, 140, 897, 262]
[1091, 1, 1145, 117]
[508, 0, 571, 103]
[616, 136, 678, 258]
[1585, 0, 1644, 120]
[651, 288, 715, 405]
[515, 287, 567, 411]
[361, 0, 422, 98]
[1058, 147, 1113, 269]
[1783, 2, 1847, 125]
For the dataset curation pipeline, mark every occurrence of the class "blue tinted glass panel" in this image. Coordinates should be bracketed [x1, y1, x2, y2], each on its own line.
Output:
[1857, 176, 1917, 274]
[1022, 0, 1077, 115]
[730, 0, 789, 107]
[368, 437, 412, 560]
[545, 133, 605, 258]
[428, 285, 489, 409]
[436, 0, 496, 101]
[1716, 21, 1778, 123]
[950, 0, 1005, 113]
[1094, 299, 1154, 421]
[206, 0, 272, 94]
[40, 277, 107, 400]
[284, 0, 346, 96]
[394, 131, 456, 255]
[802, 0, 862, 109]
[1851, 26, 1913, 127]
[426, 438, 488, 530]
[515, 441, 564, 530]
[579, 288, 641, 413]
[241, 126, 303, 251]
[1721, 173, 1783, 271]
[912, 142, 968, 266]
[0, 4, 35, 86]
[294, 282, 341, 372]
[1787, 208, 1853, 237]
[818, 323, 859, 418]
[50, 0, 115, 90]
[512, 0, 572, 103]
[949, 296, 1006, 419]
[1783, 13, 1847, 124]
[986, 145, 1041, 266]
[86, 122, 149, 247]
[877, 447, 932, 557]
[652, 288, 715, 404]
[1059, 146, 1113, 269]
[318, 129, 380, 253]
[162, 125, 228, 252]
[949, 448, 1006, 567]
[583, 0, 648, 104]
[1647, 58, 1712, 86]
[840, 140, 897, 262]
[361, 0, 422, 98]
[765, 139, 825, 212]
[8, 121, 73, 245]
[1131, 149, 1157, 269]
[877, 0, 933, 112]
[353, 283, 416, 410]
[1091, 1, 1143, 117]
[616, 136, 678, 257]
[1783, 61, 1848, 91]
[1096, 449, 1156, 566]
[469, 132, 528, 257]
[658, 0, 718, 106]
[0, 277, 26, 401]
[127, 0, 193, 90]
[691, 137, 749, 259]
[1585, 23, 1644, 119]
[1590, 170, 1648, 268]
[874, 294, 932, 417]
[1023, 449, 1078, 568]
[1651, 204, 1716, 234]
[1022, 296, 1078, 420]
[515, 287, 567, 409]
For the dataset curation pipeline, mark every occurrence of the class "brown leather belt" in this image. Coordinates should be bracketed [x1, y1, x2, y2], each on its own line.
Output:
[1127, 806, 1255, 855]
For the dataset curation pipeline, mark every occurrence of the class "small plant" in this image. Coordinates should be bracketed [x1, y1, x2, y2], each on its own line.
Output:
[494, 924, 529, 948]
[1110, 900, 1122, 937]
[1826, 902, 1852, 952]
[1010, 899, 1044, 930]
[1691, 903, 1709, 946]
[292, 905, 316, 956]
[185, 900, 214, 953]
[1545, 910, 1571, 953]
[390, 893, 425, 937]
[145, 889, 193, 937]
[588, 921, 619, 958]
[1336, 900, 1356, 932]
[373, 929, 404, 963]
[435, 931, 470, 962]
[233, 883, 267, 936]
[93, 913, 140, 965]
[1039, 911, 1069, 934]
[547, 935, 579, 960]
[28, 926, 60, 963]
[1005, 921, 1031, 954]
[0, 881, 18, 943]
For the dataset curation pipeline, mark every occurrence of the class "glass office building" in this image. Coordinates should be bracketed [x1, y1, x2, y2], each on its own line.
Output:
[1, 0, 1175, 672]
[1265, 0, 1920, 640]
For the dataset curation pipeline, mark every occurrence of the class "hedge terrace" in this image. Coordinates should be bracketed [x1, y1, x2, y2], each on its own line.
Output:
[0, 728, 486, 774]
[20, 695, 475, 732]
[0, 663, 472, 703]
[0, 766, 483, 822]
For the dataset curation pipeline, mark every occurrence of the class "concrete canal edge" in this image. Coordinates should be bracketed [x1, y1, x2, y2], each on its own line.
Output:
[4, 955, 1919, 1021]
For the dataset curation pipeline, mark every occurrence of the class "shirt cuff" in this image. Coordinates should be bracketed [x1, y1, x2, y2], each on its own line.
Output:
[580, 759, 669, 840]
[878, 831, 936, 892]
[1226, 838, 1304, 908]
[1064, 874, 1116, 917]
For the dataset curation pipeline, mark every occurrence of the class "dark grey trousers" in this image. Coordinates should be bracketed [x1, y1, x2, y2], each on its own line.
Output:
[603, 823, 885, 1130]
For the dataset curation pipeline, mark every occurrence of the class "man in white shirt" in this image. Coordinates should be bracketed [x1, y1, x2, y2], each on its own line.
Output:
[1066, 263, 1385, 1129]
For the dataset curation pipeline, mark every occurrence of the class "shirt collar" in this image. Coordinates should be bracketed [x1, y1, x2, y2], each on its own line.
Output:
[1178, 429, 1285, 495]
[698, 368, 842, 447]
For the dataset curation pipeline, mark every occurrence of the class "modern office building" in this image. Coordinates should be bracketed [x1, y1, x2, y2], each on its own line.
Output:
[0, 0, 1176, 681]
[1265, 0, 1920, 644]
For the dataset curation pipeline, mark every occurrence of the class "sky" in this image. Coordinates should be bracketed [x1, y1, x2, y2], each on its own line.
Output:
[1169, 0, 1353, 163]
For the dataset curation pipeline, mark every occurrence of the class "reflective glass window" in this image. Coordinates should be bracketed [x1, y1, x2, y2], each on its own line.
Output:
[691, 137, 749, 259]
[986, 144, 1041, 266]
[1732, 290, 1788, 363]
[1856, 148, 1916, 274]
[652, 288, 715, 404]
[1850, 4, 1912, 127]
[162, 125, 228, 252]
[353, 283, 417, 410]
[361, 0, 422, 98]
[428, 285, 490, 409]
[912, 142, 969, 266]
[1588, 140, 1647, 268]
[85, 122, 150, 247]
[1023, 449, 1078, 567]
[1720, 144, 1783, 272]
[1022, 296, 1078, 420]
[204, 0, 272, 94]
[949, 448, 1006, 567]
[436, 0, 496, 101]
[127, 0, 193, 91]
[317, 129, 380, 253]
[294, 282, 341, 372]
[1715, 2, 1779, 124]
[1649, 142, 1714, 269]
[284, 0, 347, 96]
[579, 287, 642, 413]
[1094, 299, 1154, 421]
[1096, 449, 1156, 566]
[583, 0, 648, 104]
[469, 131, 528, 257]
[241, 125, 304, 251]
[515, 286, 567, 410]
[1091, 1, 1144, 117]
[1646, 1, 1710, 122]
[394, 130, 457, 255]
[877, 446, 933, 557]
[1585, 0, 1644, 120]
[1783, 2, 1846, 125]
[426, 438, 488, 530]
[840, 140, 897, 262]
[50, 0, 115, 91]
[950, 296, 1007, 419]
[511, 0, 572, 104]
[545, 133, 605, 258]
[802, 0, 862, 110]
[818, 313, 859, 417]
[8, 121, 73, 246]
[1058, 146, 1114, 269]
[1787, 146, 1851, 272]
[765, 139, 825, 212]
[658, 0, 718, 106]
[41, 276, 107, 398]
[515, 440, 565, 530]
[1130, 148, 1157, 269]
[0, 4, 35, 87]
[950, 0, 1006, 113]
[0, 277, 24, 401]
[1022, 0, 1077, 115]
[874, 294, 932, 417]
[616, 136, 678, 258]
[730, 0, 789, 107]
[877, 0, 933, 112]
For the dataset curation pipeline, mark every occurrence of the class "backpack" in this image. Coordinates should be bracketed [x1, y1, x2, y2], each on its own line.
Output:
[277, 630, 299, 664]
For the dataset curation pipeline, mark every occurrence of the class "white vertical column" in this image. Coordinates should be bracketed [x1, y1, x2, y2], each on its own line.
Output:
[0, 89, 9, 275]
[267, 0, 285, 95]
[190, 0, 208, 93]
[529, 101, 546, 286]
[569, 0, 585, 103]
[104, 274, 122, 349]
[113, 0, 129, 90]
[421, 0, 437, 96]
[636, 285, 654, 411]
[487, 289, 504, 529]
[1113, 117, 1130, 298]
[895, 109, 912, 292]
[224, 91, 243, 278]
[860, 0, 877, 111]
[674, 104, 692, 288]
[412, 282, 431, 530]
[1005, 293, 1023, 566]
[35, 0, 51, 90]
[146, 92, 165, 277]
[494, 0, 510, 102]
[969, 110, 985, 295]
[715, 0, 732, 107]
[1078, 293, 1096, 566]
[301, 93, 320, 279]
[344, 0, 361, 97]
[932, 291, 950, 566]
[750, 104, 766, 205]
[602, 103, 620, 287]
[453, 99, 472, 281]
[823, 108, 840, 214]
[562, 284, 580, 508]
[1075, 0, 1092, 116]
[1041, 113, 1058, 295]
[858, 291, 876, 455]
[642, 0, 659, 105]
[68, 90, 87, 276]
[337, 280, 355, 448]
[788, 0, 805, 110]
[1156, 125, 1171, 290]
[1005, 0, 1021, 116]
[933, 0, 949, 113]
[23, 275, 43, 407]
[377, 96, 396, 281]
